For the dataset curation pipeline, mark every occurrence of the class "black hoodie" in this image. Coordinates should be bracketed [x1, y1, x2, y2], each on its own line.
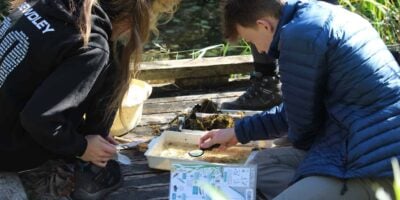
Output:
[0, 0, 116, 158]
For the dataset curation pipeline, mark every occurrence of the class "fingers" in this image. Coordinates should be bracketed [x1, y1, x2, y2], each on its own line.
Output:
[98, 136, 117, 155]
[98, 152, 114, 160]
[92, 153, 111, 168]
[93, 160, 107, 168]
[199, 130, 217, 148]
[199, 131, 213, 144]
[92, 152, 113, 166]
[103, 143, 117, 155]
[86, 135, 116, 161]
[200, 128, 238, 150]
[106, 135, 119, 145]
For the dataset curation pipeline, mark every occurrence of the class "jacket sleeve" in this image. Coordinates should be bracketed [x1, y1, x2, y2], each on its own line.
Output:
[20, 46, 109, 157]
[235, 103, 288, 144]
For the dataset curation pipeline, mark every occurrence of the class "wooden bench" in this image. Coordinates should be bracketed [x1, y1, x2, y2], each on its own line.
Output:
[138, 55, 253, 87]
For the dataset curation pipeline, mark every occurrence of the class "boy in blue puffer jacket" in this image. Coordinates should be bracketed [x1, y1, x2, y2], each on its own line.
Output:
[200, 0, 400, 199]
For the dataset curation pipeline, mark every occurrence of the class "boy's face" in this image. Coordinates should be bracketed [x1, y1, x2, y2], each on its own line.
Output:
[236, 19, 276, 54]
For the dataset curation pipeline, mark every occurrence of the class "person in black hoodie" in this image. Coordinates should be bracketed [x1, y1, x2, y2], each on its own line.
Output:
[0, 0, 179, 199]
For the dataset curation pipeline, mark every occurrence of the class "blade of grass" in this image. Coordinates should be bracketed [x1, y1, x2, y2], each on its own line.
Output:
[391, 158, 400, 200]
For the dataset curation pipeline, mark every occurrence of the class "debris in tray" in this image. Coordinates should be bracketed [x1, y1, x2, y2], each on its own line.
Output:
[188, 144, 221, 157]
[161, 142, 252, 164]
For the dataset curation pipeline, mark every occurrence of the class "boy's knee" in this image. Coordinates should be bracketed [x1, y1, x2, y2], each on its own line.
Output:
[248, 147, 306, 167]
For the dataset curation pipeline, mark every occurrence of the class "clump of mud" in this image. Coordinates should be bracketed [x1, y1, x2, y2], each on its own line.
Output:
[191, 99, 218, 113]
[171, 99, 236, 131]
[184, 114, 235, 130]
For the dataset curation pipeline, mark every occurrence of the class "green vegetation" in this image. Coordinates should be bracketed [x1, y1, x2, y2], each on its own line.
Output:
[143, 0, 251, 61]
[339, 0, 399, 45]
[392, 158, 400, 200]
[0, 0, 10, 21]
[1, 0, 397, 57]
[145, 0, 399, 61]
[142, 42, 251, 61]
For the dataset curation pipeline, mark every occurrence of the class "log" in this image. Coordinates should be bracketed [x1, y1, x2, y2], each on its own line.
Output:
[137, 55, 253, 81]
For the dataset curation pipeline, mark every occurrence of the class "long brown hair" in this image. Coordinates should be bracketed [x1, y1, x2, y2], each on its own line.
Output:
[10, 0, 24, 9]
[12, 0, 179, 123]
[100, 0, 179, 122]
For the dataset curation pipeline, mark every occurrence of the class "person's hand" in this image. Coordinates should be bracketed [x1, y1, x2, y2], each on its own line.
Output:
[105, 135, 118, 145]
[199, 128, 238, 150]
[80, 135, 117, 167]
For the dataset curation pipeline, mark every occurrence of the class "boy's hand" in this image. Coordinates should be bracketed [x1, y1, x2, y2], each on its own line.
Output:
[199, 128, 238, 150]
[80, 135, 117, 167]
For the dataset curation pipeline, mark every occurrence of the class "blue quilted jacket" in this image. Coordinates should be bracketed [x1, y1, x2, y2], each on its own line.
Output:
[235, 0, 400, 180]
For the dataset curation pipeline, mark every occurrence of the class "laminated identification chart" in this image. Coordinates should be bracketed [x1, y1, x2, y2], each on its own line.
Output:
[170, 163, 257, 200]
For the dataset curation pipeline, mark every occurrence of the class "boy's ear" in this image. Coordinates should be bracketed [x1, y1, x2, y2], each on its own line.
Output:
[256, 19, 274, 33]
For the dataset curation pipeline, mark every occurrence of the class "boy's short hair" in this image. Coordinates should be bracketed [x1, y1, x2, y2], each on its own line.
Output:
[221, 0, 284, 41]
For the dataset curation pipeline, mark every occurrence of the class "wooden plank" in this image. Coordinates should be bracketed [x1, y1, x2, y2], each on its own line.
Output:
[145, 91, 244, 104]
[143, 97, 239, 115]
[174, 75, 230, 88]
[107, 185, 169, 200]
[108, 149, 170, 200]
[139, 113, 176, 126]
[0, 173, 28, 200]
[138, 55, 253, 80]
[123, 173, 170, 189]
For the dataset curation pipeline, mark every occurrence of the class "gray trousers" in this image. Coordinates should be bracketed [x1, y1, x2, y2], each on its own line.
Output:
[247, 146, 395, 200]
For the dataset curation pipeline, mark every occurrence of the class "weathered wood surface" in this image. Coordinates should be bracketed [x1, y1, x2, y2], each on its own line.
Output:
[138, 55, 253, 81]
[107, 150, 170, 199]
[142, 91, 243, 115]
[0, 173, 28, 200]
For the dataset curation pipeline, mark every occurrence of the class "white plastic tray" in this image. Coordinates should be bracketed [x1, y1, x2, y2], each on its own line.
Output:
[144, 130, 257, 170]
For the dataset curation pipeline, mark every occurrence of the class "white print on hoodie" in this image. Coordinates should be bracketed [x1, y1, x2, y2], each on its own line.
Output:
[18, 2, 55, 34]
[0, 17, 29, 87]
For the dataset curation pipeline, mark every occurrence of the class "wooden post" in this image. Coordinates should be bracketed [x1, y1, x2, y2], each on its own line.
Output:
[0, 173, 28, 200]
